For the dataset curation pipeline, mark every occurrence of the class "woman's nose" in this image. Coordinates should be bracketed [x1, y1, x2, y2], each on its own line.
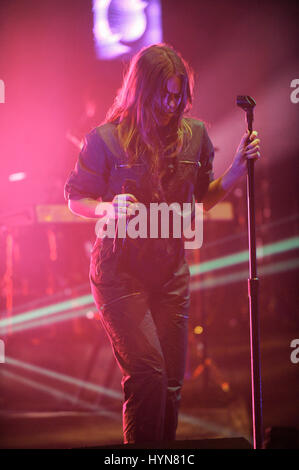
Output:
[168, 97, 177, 110]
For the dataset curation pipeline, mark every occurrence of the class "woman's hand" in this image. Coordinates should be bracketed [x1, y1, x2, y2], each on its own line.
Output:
[111, 193, 138, 219]
[231, 130, 261, 178]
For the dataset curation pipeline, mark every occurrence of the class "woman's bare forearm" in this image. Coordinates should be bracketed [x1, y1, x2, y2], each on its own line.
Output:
[203, 130, 261, 212]
[203, 166, 240, 211]
[68, 194, 137, 220]
[68, 198, 102, 219]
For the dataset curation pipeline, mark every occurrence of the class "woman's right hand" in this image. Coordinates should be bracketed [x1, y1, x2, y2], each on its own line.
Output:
[111, 193, 139, 219]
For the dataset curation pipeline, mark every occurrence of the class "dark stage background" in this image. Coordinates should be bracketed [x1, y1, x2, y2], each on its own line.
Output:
[0, 0, 298, 449]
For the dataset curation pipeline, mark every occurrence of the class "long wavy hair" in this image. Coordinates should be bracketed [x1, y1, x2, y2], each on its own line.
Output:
[105, 44, 194, 179]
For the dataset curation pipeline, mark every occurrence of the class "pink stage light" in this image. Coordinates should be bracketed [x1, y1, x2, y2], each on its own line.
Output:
[93, 0, 162, 60]
[8, 172, 27, 182]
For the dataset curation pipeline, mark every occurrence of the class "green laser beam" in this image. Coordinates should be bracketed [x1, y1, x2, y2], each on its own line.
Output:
[190, 257, 299, 290]
[1, 236, 298, 330]
[5, 356, 122, 399]
[1, 370, 120, 419]
[189, 236, 299, 276]
[0, 295, 94, 328]
[0, 307, 96, 335]
[1, 368, 243, 438]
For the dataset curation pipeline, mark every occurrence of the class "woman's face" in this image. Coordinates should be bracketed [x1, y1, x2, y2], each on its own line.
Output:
[154, 75, 183, 127]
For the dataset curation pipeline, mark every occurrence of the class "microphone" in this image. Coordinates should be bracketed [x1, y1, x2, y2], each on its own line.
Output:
[236, 95, 256, 137]
[236, 95, 256, 111]
[113, 179, 138, 253]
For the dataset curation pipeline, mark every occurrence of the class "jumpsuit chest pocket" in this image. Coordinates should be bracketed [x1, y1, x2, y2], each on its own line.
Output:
[115, 163, 145, 169]
[108, 162, 147, 196]
[111, 160, 200, 186]
[107, 159, 202, 205]
[176, 160, 201, 184]
[165, 160, 201, 202]
[114, 162, 147, 177]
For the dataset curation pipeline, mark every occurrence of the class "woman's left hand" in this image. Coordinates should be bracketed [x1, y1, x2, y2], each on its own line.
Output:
[231, 130, 261, 178]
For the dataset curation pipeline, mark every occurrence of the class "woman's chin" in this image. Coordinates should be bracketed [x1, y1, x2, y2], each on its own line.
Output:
[158, 115, 173, 127]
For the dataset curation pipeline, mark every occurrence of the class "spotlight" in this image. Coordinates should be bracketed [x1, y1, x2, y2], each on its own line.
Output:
[93, 0, 162, 60]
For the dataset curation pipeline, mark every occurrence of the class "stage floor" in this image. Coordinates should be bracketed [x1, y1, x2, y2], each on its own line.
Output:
[0, 313, 298, 449]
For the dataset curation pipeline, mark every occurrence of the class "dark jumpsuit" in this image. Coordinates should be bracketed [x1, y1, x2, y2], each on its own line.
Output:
[64, 118, 214, 444]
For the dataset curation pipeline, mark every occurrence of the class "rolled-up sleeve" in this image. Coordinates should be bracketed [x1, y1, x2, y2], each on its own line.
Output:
[64, 128, 110, 201]
[195, 124, 215, 202]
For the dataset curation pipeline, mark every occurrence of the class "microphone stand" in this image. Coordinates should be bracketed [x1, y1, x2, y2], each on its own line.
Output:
[237, 96, 263, 449]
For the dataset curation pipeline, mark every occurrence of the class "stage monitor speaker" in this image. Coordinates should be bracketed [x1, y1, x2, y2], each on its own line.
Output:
[263, 427, 299, 449]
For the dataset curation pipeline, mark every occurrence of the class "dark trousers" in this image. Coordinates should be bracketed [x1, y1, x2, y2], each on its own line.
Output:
[90, 242, 190, 444]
